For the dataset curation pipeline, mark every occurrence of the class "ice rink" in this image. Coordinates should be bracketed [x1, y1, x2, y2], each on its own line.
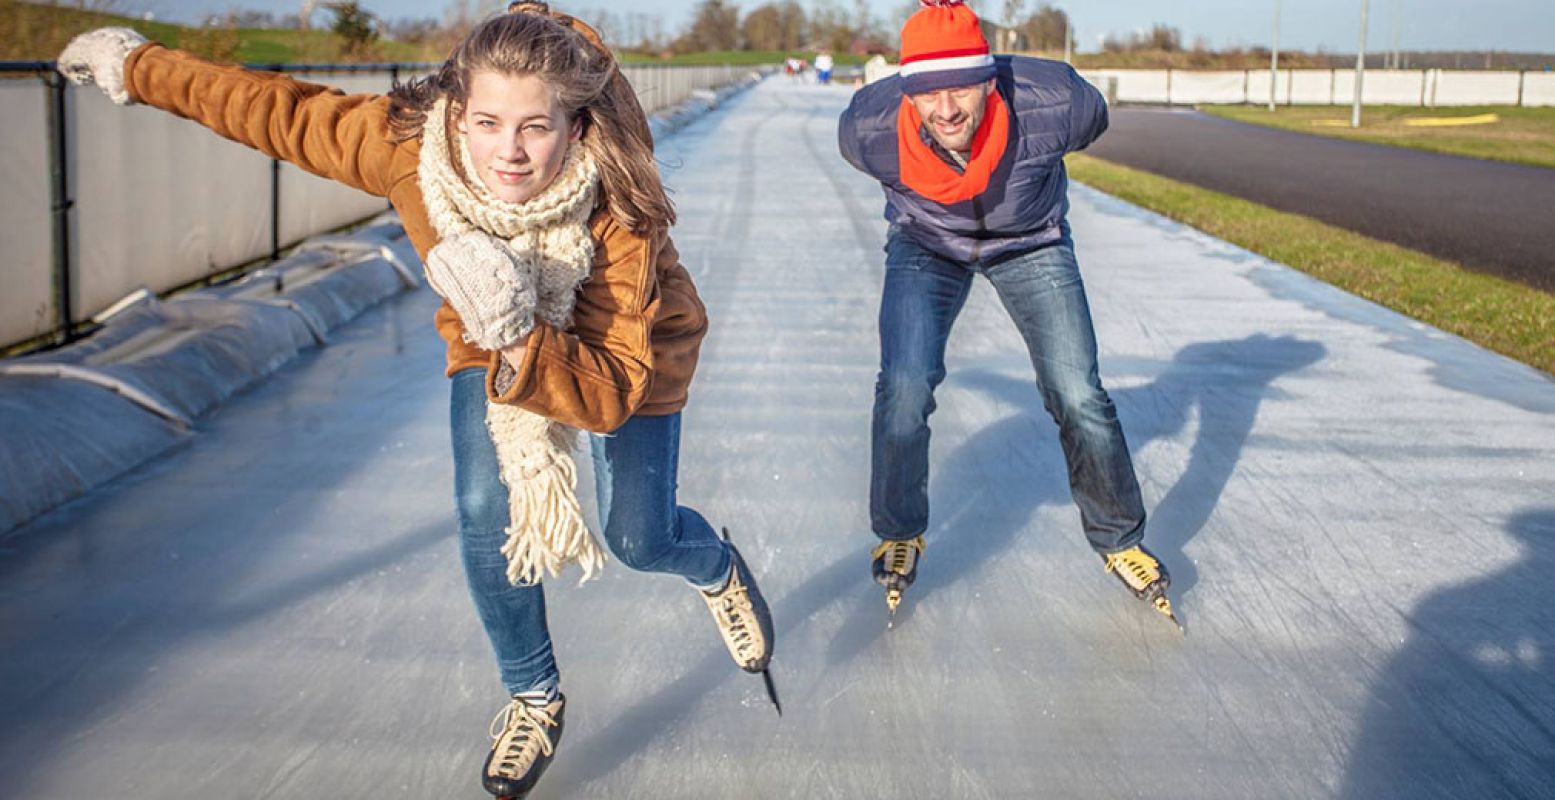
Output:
[3, 79, 1553, 799]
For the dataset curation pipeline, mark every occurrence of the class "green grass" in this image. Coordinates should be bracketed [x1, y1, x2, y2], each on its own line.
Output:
[1, 3, 852, 68]
[1, 1, 435, 64]
[1065, 153, 1555, 375]
[1200, 104, 1555, 169]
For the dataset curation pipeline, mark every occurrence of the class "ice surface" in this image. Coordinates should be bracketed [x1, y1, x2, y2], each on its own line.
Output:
[1, 80, 1552, 799]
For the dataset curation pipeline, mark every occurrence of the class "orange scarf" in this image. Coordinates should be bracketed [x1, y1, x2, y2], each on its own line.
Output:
[895, 89, 1010, 205]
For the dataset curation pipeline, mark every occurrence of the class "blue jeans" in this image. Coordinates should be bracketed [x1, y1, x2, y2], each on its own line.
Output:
[450, 369, 731, 696]
[872, 228, 1146, 553]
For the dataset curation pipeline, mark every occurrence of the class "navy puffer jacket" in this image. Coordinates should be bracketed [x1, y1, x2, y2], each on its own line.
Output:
[838, 55, 1108, 264]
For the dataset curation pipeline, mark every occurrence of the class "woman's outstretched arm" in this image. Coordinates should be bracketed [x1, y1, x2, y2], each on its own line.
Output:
[60, 28, 406, 198]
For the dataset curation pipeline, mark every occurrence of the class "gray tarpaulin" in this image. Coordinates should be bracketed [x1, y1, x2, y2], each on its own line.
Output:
[0, 218, 420, 534]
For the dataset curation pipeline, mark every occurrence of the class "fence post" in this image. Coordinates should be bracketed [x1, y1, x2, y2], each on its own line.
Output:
[43, 72, 75, 345]
[1518, 70, 1526, 107]
[260, 63, 283, 261]
[271, 158, 282, 261]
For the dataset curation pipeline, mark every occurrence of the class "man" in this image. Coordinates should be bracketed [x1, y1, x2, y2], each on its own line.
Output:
[838, 0, 1179, 629]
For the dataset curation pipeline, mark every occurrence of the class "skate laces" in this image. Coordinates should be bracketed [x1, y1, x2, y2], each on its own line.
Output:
[1104, 546, 1161, 592]
[871, 536, 924, 577]
[488, 698, 558, 778]
[706, 572, 761, 666]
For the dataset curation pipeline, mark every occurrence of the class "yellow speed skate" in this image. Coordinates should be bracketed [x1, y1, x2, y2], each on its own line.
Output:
[871, 535, 925, 629]
[1102, 545, 1184, 633]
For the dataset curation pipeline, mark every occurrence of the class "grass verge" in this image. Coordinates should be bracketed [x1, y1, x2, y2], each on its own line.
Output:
[1065, 153, 1555, 375]
[1199, 104, 1555, 170]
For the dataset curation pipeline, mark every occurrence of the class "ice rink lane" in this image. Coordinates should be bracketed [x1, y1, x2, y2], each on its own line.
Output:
[1, 79, 1553, 799]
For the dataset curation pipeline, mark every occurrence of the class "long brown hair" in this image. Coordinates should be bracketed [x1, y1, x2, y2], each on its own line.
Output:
[388, 3, 674, 235]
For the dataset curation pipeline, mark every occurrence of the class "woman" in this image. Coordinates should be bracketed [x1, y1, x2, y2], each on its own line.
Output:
[57, 4, 775, 798]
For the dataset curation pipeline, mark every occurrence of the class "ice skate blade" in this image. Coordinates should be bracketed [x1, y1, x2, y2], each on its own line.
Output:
[1153, 597, 1186, 634]
[885, 588, 902, 629]
[760, 668, 783, 716]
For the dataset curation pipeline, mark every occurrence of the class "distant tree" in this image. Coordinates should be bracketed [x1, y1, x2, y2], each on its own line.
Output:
[776, 0, 807, 48]
[1145, 23, 1182, 52]
[808, 0, 853, 53]
[742, 4, 783, 51]
[741, 1, 806, 51]
[1019, 4, 1068, 52]
[673, 0, 740, 53]
[327, 1, 379, 57]
[1102, 23, 1182, 54]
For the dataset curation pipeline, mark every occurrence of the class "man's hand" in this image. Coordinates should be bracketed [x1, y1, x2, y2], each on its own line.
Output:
[424, 231, 538, 352]
[57, 27, 148, 106]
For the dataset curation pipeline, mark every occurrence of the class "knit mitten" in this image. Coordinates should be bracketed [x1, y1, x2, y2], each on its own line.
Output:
[57, 27, 148, 106]
[424, 230, 538, 351]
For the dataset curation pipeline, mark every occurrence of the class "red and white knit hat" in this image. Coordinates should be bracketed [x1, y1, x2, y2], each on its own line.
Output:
[898, 0, 997, 95]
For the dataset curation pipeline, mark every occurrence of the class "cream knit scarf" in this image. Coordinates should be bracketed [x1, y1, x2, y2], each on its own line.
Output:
[420, 96, 606, 586]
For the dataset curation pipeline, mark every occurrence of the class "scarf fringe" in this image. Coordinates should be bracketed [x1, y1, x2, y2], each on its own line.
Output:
[486, 402, 606, 586]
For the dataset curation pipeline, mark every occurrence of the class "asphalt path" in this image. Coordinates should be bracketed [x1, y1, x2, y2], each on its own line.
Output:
[1085, 107, 1555, 292]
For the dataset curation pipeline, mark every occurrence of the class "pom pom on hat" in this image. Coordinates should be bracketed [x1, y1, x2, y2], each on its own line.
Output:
[898, 0, 997, 94]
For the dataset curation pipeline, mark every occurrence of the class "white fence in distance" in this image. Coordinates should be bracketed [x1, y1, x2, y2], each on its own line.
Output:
[1082, 68, 1554, 108]
[1, 63, 745, 350]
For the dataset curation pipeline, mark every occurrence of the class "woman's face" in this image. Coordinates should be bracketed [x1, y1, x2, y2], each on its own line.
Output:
[458, 70, 581, 204]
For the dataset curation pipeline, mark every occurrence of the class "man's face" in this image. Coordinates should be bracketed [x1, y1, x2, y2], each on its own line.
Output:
[907, 80, 995, 154]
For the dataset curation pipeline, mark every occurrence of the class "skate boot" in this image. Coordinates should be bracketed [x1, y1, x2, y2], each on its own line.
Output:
[1102, 545, 1184, 632]
[483, 692, 565, 799]
[701, 528, 781, 714]
[871, 535, 925, 628]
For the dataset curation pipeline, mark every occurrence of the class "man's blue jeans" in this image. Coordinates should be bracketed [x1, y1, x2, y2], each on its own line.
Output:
[872, 228, 1146, 553]
[450, 368, 731, 696]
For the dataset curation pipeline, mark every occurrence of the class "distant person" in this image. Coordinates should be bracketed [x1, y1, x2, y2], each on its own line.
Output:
[57, 3, 777, 799]
[838, 0, 1179, 630]
[815, 51, 835, 84]
[785, 55, 805, 82]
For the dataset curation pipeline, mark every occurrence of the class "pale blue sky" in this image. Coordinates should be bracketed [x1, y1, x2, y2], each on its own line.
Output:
[138, 0, 1555, 53]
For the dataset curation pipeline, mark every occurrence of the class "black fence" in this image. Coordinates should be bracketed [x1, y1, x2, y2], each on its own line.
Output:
[0, 60, 435, 354]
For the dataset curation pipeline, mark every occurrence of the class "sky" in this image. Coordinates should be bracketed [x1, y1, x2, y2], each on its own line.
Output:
[137, 0, 1555, 54]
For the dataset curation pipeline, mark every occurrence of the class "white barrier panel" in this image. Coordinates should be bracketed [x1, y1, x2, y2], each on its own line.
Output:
[72, 89, 274, 322]
[1361, 70, 1428, 105]
[1246, 70, 1279, 105]
[1100, 70, 1169, 103]
[277, 74, 393, 250]
[1289, 70, 1337, 104]
[1331, 70, 1361, 104]
[1524, 73, 1555, 107]
[624, 65, 741, 115]
[0, 80, 54, 346]
[1169, 71, 1247, 104]
[1434, 71, 1523, 106]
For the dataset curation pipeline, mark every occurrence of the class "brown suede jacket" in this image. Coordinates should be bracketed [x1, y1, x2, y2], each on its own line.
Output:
[122, 43, 707, 433]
